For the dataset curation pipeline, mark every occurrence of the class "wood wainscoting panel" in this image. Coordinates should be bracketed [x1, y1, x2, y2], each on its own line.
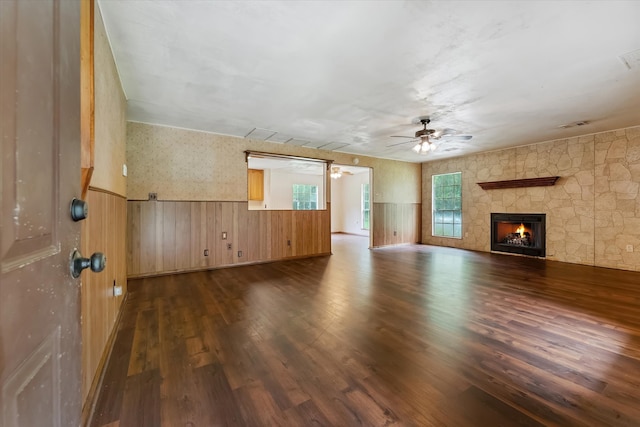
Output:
[81, 188, 127, 410]
[372, 202, 421, 248]
[127, 201, 332, 277]
[175, 202, 192, 271]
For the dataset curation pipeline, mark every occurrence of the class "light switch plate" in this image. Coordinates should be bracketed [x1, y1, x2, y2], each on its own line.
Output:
[122, 164, 127, 177]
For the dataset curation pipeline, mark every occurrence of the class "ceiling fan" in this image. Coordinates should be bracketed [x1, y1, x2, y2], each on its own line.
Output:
[330, 166, 353, 179]
[388, 118, 472, 154]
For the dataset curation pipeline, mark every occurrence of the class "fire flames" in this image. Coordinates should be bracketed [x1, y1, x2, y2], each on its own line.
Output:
[516, 223, 525, 238]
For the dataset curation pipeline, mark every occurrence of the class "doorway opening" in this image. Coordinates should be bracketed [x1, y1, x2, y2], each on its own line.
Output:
[330, 164, 372, 249]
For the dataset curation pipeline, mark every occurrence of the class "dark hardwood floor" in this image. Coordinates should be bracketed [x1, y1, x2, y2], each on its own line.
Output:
[91, 235, 640, 426]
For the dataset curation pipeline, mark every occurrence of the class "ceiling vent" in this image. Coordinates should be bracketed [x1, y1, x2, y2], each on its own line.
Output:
[619, 48, 640, 70]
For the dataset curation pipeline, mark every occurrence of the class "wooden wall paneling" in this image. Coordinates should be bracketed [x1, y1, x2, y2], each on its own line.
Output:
[306, 211, 316, 255]
[270, 211, 283, 259]
[370, 203, 421, 247]
[401, 203, 410, 243]
[190, 202, 205, 268]
[326, 209, 331, 251]
[126, 200, 335, 277]
[116, 195, 127, 293]
[394, 203, 403, 245]
[235, 202, 249, 263]
[301, 211, 311, 256]
[139, 201, 157, 274]
[386, 203, 397, 246]
[162, 202, 177, 272]
[154, 199, 164, 273]
[283, 210, 293, 258]
[81, 189, 127, 413]
[307, 211, 317, 255]
[205, 202, 217, 268]
[198, 202, 207, 268]
[246, 208, 261, 262]
[292, 212, 302, 256]
[175, 202, 192, 270]
[127, 201, 140, 275]
[215, 202, 234, 266]
[323, 209, 331, 253]
[265, 210, 273, 260]
[404, 204, 412, 243]
[322, 202, 331, 253]
[372, 203, 384, 248]
[257, 209, 268, 261]
[311, 210, 319, 254]
[416, 204, 420, 242]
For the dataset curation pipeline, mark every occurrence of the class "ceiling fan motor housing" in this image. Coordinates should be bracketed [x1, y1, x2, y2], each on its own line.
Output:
[415, 128, 436, 138]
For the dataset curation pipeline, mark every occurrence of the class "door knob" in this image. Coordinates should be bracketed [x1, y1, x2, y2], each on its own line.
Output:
[70, 249, 106, 278]
[70, 198, 89, 221]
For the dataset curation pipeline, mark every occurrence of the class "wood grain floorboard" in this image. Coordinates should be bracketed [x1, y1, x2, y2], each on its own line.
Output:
[93, 235, 640, 426]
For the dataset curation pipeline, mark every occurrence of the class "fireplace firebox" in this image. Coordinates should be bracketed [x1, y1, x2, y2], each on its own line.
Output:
[491, 213, 546, 257]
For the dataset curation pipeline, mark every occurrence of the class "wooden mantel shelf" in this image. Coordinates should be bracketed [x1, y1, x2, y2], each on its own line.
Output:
[477, 176, 560, 190]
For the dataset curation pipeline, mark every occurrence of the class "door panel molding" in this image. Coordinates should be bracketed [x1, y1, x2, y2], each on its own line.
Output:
[2, 326, 62, 427]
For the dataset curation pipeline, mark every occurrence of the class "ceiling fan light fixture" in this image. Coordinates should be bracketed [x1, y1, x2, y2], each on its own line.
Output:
[330, 166, 342, 179]
[412, 138, 436, 154]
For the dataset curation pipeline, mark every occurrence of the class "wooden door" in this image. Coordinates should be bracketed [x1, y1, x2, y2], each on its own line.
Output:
[1, 1, 82, 426]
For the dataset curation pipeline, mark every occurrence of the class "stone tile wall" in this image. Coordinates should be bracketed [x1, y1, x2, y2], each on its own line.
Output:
[422, 126, 640, 272]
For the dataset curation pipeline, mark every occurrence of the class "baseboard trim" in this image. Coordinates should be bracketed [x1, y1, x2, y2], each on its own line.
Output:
[81, 292, 129, 427]
[127, 252, 333, 280]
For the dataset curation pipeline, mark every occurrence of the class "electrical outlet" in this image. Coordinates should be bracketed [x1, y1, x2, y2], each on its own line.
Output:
[222, 232, 227, 240]
[122, 164, 127, 177]
[113, 283, 123, 297]
[148, 192, 157, 201]
[227, 243, 232, 250]
[626, 245, 634, 252]
[204, 249, 209, 256]
[238, 250, 243, 257]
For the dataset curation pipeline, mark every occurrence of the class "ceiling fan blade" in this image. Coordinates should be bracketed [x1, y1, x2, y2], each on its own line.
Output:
[441, 135, 472, 141]
[434, 134, 472, 141]
[387, 138, 418, 148]
[390, 135, 415, 138]
[432, 128, 459, 138]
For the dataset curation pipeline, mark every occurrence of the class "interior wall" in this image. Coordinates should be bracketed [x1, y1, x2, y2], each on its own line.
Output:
[91, 4, 126, 195]
[269, 171, 324, 210]
[422, 125, 640, 272]
[127, 201, 331, 277]
[330, 177, 344, 232]
[81, 1, 128, 407]
[126, 122, 421, 252]
[126, 122, 421, 204]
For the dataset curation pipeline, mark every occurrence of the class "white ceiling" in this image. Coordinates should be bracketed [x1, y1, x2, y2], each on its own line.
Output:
[99, 0, 640, 163]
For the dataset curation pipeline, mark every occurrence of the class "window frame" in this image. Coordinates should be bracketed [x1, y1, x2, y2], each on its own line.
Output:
[292, 184, 319, 210]
[361, 183, 370, 230]
[432, 172, 462, 239]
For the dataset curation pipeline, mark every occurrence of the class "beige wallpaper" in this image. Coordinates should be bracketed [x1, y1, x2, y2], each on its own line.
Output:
[126, 122, 421, 204]
[92, 4, 127, 196]
[422, 125, 640, 272]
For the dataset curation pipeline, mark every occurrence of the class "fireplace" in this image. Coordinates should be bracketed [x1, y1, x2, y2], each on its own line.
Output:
[491, 213, 546, 257]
